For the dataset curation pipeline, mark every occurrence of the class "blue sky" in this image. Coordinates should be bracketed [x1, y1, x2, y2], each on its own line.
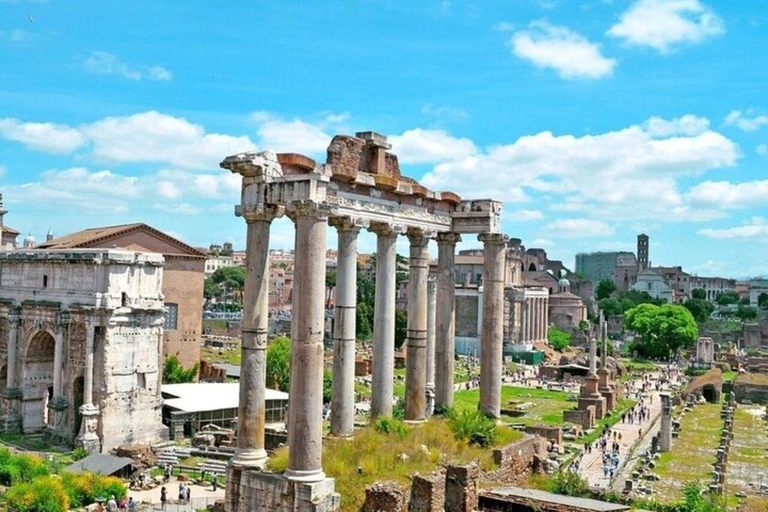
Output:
[0, 0, 766, 277]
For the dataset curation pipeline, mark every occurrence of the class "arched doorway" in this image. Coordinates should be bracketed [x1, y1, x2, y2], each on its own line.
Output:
[528, 263, 537, 271]
[23, 331, 56, 433]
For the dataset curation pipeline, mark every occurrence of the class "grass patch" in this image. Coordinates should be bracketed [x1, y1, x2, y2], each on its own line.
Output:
[621, 358, 658, 372]
[267, 418, 523, 512]
[453, 386, 572, 426]
[200, 346, 241, 365]
[653, 403, 722, 503]
[726, 406, 768, 499]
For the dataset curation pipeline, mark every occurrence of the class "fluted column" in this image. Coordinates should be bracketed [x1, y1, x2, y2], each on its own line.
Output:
[425, 276, 437, 416]
[329, 217, 360, 438]
[285, 202, 328, 482]
[435, 233, 460, 409]
[6, 313, 18, 391]
[231, 205, 280, 469]
[479, 233, 507, 419]
[370, 223, 399, 418]
[83, 321, 95, 405]
[405, 229, 430, 422]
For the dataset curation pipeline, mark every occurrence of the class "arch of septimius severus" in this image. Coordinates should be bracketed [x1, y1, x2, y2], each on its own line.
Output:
[222, 131, 506, 511]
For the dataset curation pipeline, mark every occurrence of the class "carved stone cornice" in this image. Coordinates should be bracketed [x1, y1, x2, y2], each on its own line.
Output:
[368, 222, 405, 238]
[329, 216, 365, 233]
[284, 200, 331, 222]
[406, 228, 430, 247]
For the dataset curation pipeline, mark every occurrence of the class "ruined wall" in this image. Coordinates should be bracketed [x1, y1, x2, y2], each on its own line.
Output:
[486, 435, 547, 485]
[162, 256, 204, 369]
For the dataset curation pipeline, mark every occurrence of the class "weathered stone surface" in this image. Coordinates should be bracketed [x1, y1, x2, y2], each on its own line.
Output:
[362, 482, 405, 512]
[445, 463, 479, 512]
[408, 471, 445, 512]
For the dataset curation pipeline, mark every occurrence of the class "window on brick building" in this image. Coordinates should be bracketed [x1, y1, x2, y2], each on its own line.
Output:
[165, 303, 179, 331]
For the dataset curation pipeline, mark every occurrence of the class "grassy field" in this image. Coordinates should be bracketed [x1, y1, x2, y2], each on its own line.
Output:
[268, 418, 523, 512]
[726, 406, 768, 498]
[453, 386, 574, 426]
[653, 403, 722, 503]
[200, 345, 241, 365]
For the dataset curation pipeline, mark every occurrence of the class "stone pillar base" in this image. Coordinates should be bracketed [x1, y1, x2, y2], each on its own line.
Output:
[578, 396, 607, 419]
[1, 388, 23, 434]
[226, 466, 339, 512]
[45, 397, 71, 446]
[76, 404, 101, 454]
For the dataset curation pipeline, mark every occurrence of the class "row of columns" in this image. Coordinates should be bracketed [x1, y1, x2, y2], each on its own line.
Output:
[522, 296, 547, 343]
[231, 201, 508, 482]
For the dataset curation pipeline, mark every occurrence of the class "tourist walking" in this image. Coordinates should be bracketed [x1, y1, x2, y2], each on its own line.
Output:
[160, 486, 167, 509]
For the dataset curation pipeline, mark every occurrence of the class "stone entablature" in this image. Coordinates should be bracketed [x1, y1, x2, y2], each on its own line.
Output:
[0, 249, 167, 452]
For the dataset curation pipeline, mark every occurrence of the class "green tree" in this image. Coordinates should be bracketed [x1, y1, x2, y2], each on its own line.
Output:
[163, 354, 199, 383]
[595, 279, 617, 300]
[716, 290, 740, 306]
[735, 305, 758, 321]
[203, 277, 220, 300]
[323, 369, 333, 404]
[266, 336, 291, 392]
[395, 310, 408, 349]
[759, 292, 768, 310]
[548, 470, 590, 498]
[211, 266, 246, 302]
[325, 270, 337, 288]
[598, 298, 623, 318]
[684, 298, 715, 323]
[624, 304, 698, 359]
[548, 326, 571, 352]
[691, 288, 707, 300]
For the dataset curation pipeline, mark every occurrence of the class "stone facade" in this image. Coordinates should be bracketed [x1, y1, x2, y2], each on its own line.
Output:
[37, 223, 206, 370]
[0, 249, 167, 452]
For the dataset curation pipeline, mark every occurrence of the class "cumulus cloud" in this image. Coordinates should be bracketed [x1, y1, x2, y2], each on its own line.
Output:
[83, 51, 173, 81]
[422, 115, 738, 220]
[699, 217, 768, 240]
[388, 129, 477, 164]
[543, 218, 615, 238]
[510, 21, 616, 80]
[644, 114, 710, 137]
[510, 209, 544, 221]
[83, 111, 255, 169]
[687, 180, 768, 209]
[0, 118, 86, 154]
[608, 0, 724, 53]
[723, 109, 768, 132]
[249, 111, 350, 156]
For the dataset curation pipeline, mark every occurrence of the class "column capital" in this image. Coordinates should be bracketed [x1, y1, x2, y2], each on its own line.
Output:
[369, 221, 405, 238]
[436, 232, 461, 245]
[329, 216, 364, 233]
[285, 200, 331, 222]
[478, 233, 508, 245]
[406, 228, 430, 247]
[241, 204, 284, 223]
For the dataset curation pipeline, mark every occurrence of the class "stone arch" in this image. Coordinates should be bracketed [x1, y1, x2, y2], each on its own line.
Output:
[528, 263, 537, 271]
[702, 384, 718, 403]
[22, 330, 56, 432]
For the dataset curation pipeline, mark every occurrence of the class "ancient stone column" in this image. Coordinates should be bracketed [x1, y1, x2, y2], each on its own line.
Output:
[435, 233, 460, 410]
[285, 202, 328, 482]
[2, 311, 21, 433]
[77, 319, 100, 453]
[659, 393, 672, 452]
[232, 206, 279, 469]
[52, 330, 65, 398]
[479, 233, 507, 419]
[330, 217, 360, 438]
[405, 229, 430, 422]
[589, 336, 597, 376]
[425, 276, 437, 416]
[370, 223, 399, 418]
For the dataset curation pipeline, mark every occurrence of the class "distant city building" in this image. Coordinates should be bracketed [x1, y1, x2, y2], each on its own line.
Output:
[637, 233, 649, 270]
[631, 268, 674, 303]
[653, 266, 690, 303]
[0, 195, 19, 250]
[575, 251, 637, 285]
[689, 276, 737, 302]
[749, 279, 768, 308]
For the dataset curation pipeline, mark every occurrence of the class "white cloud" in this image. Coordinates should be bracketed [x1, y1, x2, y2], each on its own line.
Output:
[757, 144, 767, 156]
[0, 118, 86, 153]
[510, 209, 544, 220]
[249, 111, 349, 156]
[699, 217, 768, 240]
[420, 104, 468, 120]
[83, 51, 173, 81]
[723, 109, 768, 132]
[510, 21, 616, 80]
[388, 129, 477, 164]
[644, 114, 709, 137]
[607, 0, 724, 53]
[687, 180, 768, 209]
[422, 115, 738, 220]
[83, 111, 255, 169]
[543, 218, 615, 238]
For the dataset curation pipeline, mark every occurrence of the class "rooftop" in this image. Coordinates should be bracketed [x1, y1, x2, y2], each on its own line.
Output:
[161, 382, 288, 413]
[481, 486, 631, 511]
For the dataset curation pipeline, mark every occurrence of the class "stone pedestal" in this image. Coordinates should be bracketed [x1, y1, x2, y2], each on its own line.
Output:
[1, 388, 22, 434]
[76, 403, 101, 453]
[226, 466, 339, 512]
[579, 375, 606, 419]
[45, 396, 70, 444]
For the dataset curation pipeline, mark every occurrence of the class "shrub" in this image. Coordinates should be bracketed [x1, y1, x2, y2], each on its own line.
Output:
[61, 472, 126, 507]
[373, 416, 408, 437]
[71, 447, 88, 461]
[548, 326, 571, 352]
[448, 410, 496, 447]
[0, 449, 50, 486]
[548, 470, 590, 498]
[163, 354, 198, 383]
[5, 475, 70, 512]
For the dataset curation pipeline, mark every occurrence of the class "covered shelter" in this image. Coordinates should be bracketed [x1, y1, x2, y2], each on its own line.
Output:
[65, 453, 133, 478]
[161, 383, 288, 439]
[479, 486, 632, 512]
